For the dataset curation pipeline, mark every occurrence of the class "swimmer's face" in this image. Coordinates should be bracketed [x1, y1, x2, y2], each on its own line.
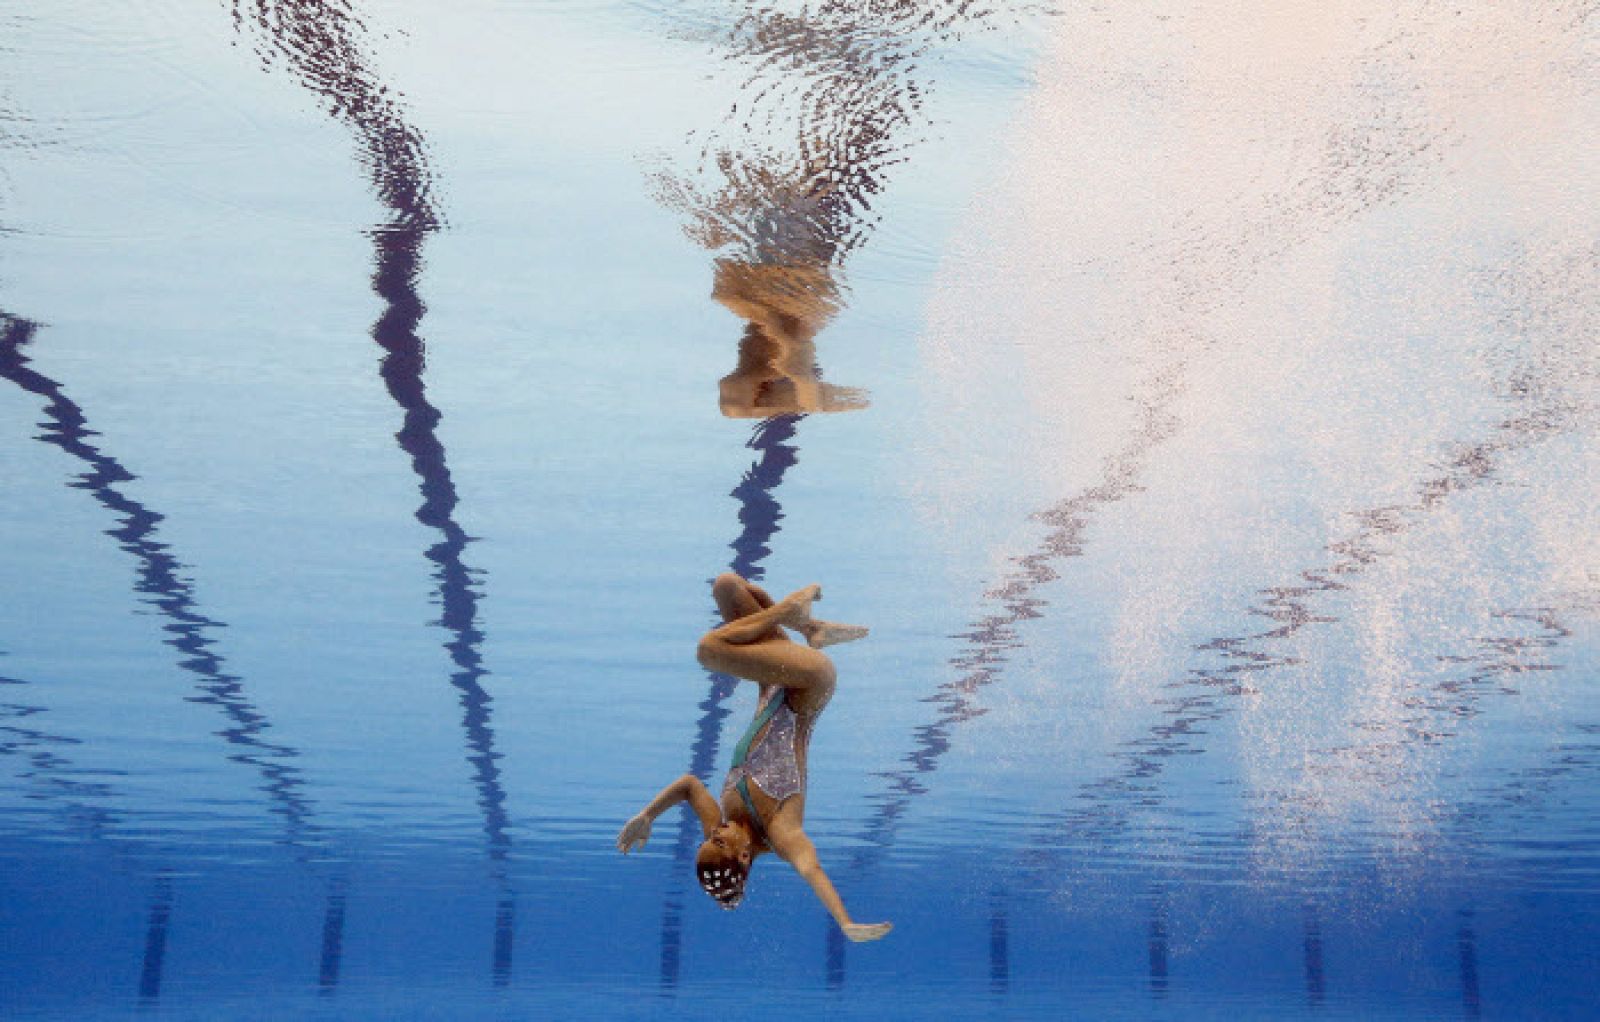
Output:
[699, 821, 753, 868]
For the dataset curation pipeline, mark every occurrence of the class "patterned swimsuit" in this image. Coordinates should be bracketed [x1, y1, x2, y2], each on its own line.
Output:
[723, 684, 817, 807]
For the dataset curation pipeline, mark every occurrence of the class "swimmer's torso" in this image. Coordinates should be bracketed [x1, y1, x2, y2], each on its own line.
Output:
[724, 682, 828, 806]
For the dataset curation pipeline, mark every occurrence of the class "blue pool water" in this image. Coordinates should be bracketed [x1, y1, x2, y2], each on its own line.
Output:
[1, 1, 1597, 1018]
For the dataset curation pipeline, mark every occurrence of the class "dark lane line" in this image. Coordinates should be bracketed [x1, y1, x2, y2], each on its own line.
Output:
[0, 312, 316, 839]
[228, 0, 439, 232]
[228, 1, 513, 985]
[367, 222, 511, 867]
[1301, 902, 1325, 1009]
[4, 308, 312, 1008]
[137, 873, 174, 1006]
[317, 875, 348, 994]
[1457, 908, 1482, 1020]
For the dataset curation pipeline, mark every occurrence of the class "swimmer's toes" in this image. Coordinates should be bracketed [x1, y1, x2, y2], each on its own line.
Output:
[780, 584, 824, 626]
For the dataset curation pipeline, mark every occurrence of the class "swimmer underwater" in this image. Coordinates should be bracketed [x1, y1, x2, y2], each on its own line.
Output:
[617, 573, 892, 942]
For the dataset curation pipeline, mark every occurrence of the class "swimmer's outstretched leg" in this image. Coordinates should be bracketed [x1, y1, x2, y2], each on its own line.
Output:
[799, 621, 869, 649]
[772, 581, 869, 649]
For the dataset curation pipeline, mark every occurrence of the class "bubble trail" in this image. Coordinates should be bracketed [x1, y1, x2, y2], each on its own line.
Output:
[851, 62, 1453, 876]
[1025, 247, 1596, 874]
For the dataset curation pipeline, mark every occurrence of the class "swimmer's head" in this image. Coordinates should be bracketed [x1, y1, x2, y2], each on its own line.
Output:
[696, 820, 755, 910]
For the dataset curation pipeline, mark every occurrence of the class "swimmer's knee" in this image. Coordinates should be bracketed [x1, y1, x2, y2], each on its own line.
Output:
[711, 572, 745, 597]
[696, 635, 722, 669]
[798, 654, 836, 689]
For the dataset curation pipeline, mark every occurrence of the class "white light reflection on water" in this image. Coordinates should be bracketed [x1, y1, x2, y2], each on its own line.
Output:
[910, 0, 1597, 896]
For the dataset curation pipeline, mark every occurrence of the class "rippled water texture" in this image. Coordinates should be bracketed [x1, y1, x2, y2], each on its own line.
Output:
[1, 1, 1596, 1018]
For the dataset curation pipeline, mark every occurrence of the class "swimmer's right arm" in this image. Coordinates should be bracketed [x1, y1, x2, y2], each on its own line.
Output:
[769, 826, 892, 942]
[617, 774, 721, 853]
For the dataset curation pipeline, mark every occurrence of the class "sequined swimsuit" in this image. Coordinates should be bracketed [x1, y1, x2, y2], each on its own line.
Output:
[724, 684, 817, 805]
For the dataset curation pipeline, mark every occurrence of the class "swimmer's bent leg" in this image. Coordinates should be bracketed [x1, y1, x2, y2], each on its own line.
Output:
[697, 632, 836, 691]
[712, 572, 775, 626]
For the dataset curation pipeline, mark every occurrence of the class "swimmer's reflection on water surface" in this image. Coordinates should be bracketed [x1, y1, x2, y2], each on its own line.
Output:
[619, 573, 890, 942]
[713, 260, 868, 418]
[659, 133, 873, 419]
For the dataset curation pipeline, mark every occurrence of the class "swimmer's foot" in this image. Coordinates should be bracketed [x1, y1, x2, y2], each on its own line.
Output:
[803, 620, 869, 649]
[843, 921, 893, 943]
[779, 584, 823, 627]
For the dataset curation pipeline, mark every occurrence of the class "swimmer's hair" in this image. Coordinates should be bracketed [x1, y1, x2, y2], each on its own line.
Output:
[697, 855, 750, 910]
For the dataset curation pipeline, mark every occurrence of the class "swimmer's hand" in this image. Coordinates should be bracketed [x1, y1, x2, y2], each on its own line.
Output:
[842, 921, 893, 943]
[617, 813, 652, 854]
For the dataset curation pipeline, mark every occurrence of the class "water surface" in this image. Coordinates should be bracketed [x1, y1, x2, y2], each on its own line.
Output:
[1, 1, 1596, 1018]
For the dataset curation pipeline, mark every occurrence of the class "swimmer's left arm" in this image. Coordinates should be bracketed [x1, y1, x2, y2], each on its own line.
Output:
[617, 774, 721, 853]
[769, 825, 892, 942]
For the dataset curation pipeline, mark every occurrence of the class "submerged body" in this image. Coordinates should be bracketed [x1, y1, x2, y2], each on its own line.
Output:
[618, 573, 888, 941]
